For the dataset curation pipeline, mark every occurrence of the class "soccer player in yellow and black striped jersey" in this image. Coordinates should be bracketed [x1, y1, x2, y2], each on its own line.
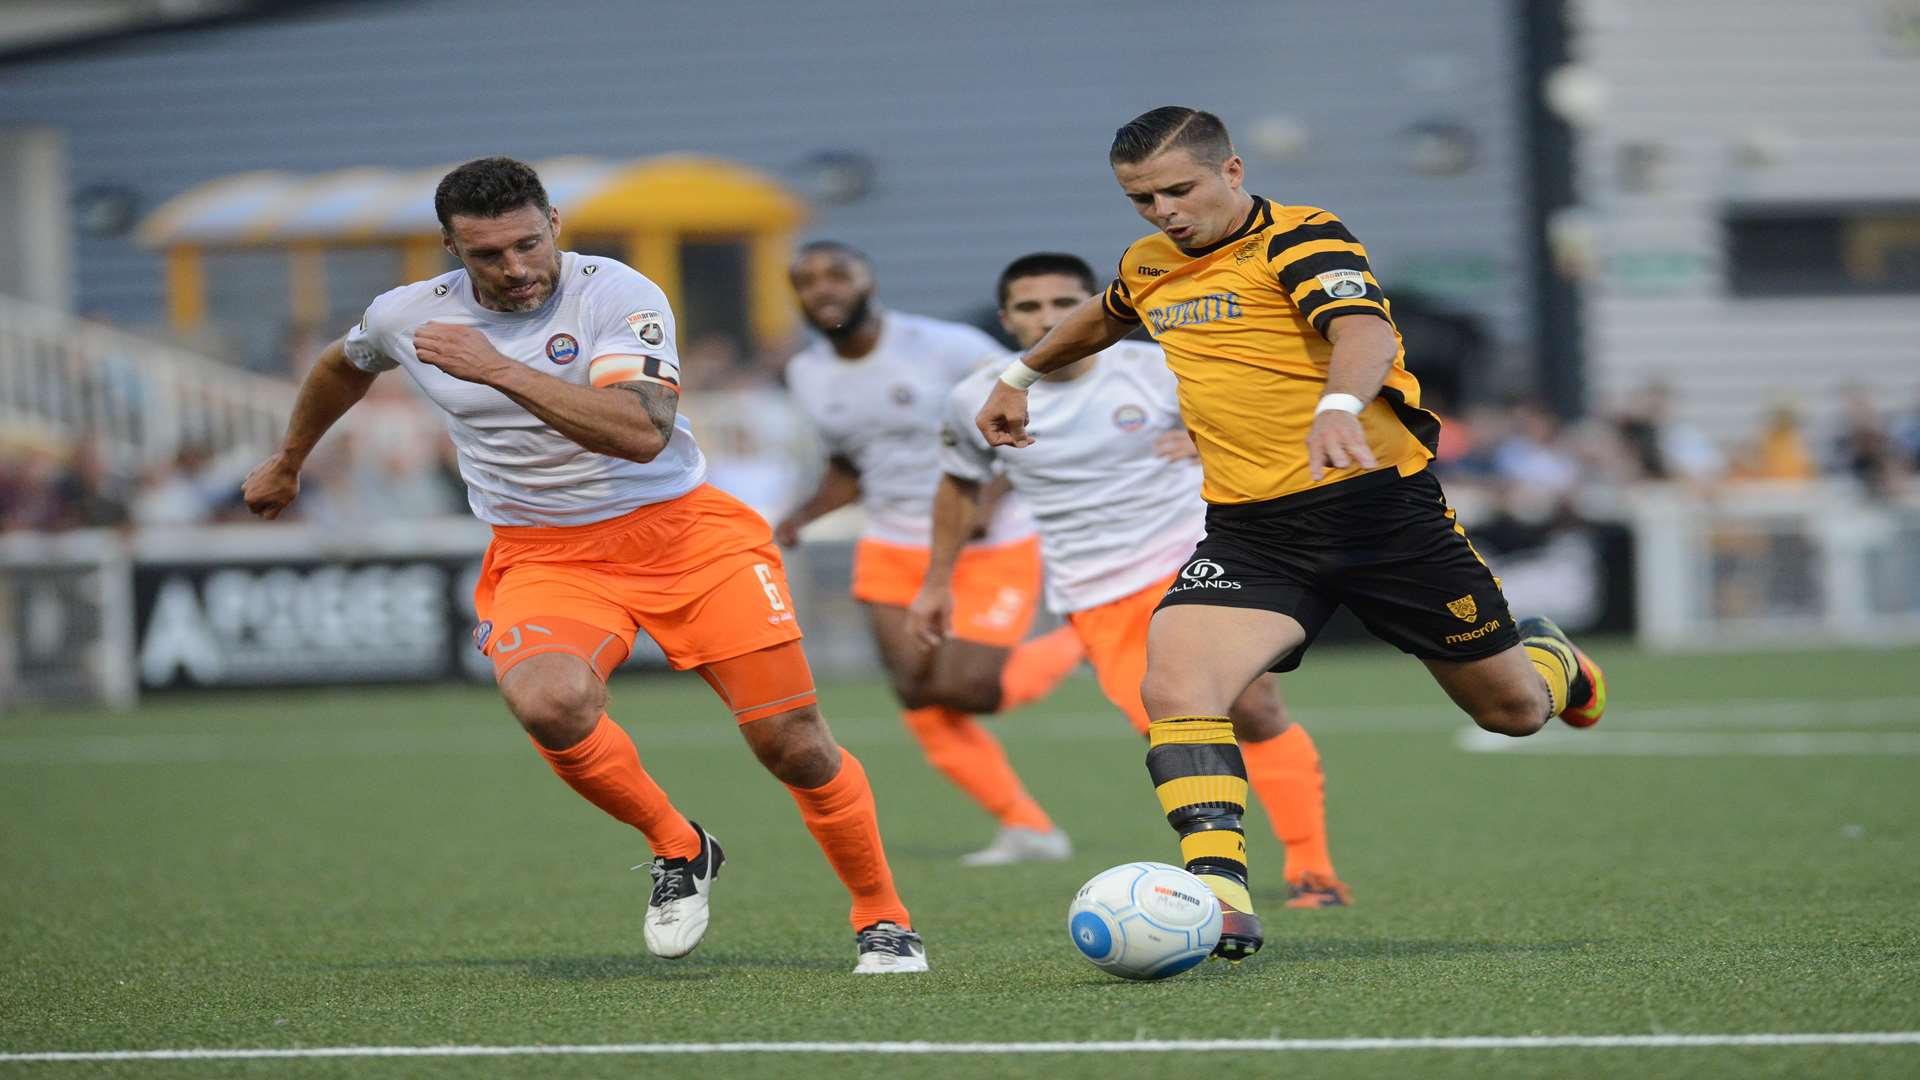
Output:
[976, 106, 1608, 963]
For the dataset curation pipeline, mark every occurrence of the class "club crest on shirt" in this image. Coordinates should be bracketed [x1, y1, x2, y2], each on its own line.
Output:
[1316, 269, 1368, 300]
[1234, 238, 1261, 264]
[1112, 404, 1148, 432]
[626, 310, 666, 348]
[544, 333, 580, 365]
[890, 385, 914, 405]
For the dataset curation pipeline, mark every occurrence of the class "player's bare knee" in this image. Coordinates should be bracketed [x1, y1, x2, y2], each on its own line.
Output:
[1141, 669, 1211, 721]
[741, 705, 842, 787]
[926, 670, 1002, 714]
[1472, 692, 1548, 737]
[1228, 679, 1289, 741]
[889, 674, 935, 711]
[500, 660, 605, 749]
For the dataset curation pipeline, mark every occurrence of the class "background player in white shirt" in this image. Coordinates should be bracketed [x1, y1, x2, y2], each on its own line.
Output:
[779, 242, 1084, 866]
[907, 253, 1349, 909]
[240, 158, 924, 973]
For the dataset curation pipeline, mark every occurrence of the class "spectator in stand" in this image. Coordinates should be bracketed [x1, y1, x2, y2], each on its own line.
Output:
[1438, 402, 1509, 483]
[1491, 398, 1581, 499]
[0, 446, 37, 532]
[1829, 385, 1909, 499]
[1613, 381, 1723, 485]
[49, 439, 132, 529]
[1728, 405, 1817, 485]
[131, 443, 219, 526]
[1893, 387, 1920, 467]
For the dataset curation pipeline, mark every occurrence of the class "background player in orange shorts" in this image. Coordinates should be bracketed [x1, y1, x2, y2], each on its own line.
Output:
[241, 157, 925, 973]
[779, 242, 1084, 866]
[908, 253, 1349, 908]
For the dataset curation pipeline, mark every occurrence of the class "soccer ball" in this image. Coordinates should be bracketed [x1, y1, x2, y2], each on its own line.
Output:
[1067, 862, 1222, 980]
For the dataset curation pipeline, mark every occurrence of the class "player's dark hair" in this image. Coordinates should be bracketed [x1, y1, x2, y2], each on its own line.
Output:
[794, 238, 872, 269]
[996, 252, 1097, 308]
[434, 156, 551, 231]
[1109, 107, 1235, 168]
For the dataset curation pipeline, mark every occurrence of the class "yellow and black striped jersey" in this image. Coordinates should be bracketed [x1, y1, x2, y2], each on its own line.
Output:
[1103, 196, 1437, 505]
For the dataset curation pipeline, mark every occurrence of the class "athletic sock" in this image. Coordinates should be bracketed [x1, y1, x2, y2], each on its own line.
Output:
[533, 713, 701, 859]
[998, 623, 1086, 712]
[1146, 715, 1253, 913]
[785, 749, 912, 931]
[1523, 637, 1575, 719]
[1241, 725, 1334, 881]
[901, 706, 1054, 831]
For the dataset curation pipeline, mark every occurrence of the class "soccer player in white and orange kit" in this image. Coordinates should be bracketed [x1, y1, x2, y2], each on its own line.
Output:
[241, 158, 925, 973]
[908, 253, 1350, 908]
[779, 242, 1086, 867]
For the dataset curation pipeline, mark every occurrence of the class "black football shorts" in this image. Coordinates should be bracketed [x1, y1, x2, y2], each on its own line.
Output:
[1155, 468, 1520, 672]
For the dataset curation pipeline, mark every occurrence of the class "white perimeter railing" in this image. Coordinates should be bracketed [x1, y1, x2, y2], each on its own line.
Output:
[0, 293, 296, 471]
[1630, 482, 1920, 650]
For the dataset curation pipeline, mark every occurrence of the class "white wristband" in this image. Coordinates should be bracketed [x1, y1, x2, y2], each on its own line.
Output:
[1315, 393, 1366, 416]
[998, 359, 1044, 391]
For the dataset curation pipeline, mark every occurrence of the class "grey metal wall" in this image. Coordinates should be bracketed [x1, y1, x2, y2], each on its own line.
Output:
[1571, 0, 1920, 438]
[0, 0, 1532, 354]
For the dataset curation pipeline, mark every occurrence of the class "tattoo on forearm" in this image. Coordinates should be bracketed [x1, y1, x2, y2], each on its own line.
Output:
[619, 382, 678, 445]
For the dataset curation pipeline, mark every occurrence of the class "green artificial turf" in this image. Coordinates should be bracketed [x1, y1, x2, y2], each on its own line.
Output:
[3, 643, 1916, 1079]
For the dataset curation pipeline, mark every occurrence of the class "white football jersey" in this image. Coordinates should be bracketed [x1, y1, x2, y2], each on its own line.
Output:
[940, 343, 1206, 613]
[785, 310, 1033, 547]
[343, 252, 706, 527]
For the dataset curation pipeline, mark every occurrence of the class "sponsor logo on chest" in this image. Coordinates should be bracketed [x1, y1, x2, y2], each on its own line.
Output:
[1145, 292, 1243, 335]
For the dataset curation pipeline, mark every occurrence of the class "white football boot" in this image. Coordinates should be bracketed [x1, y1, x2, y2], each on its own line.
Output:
[641, 821, 723, 959]
[853, 921, 929, 974]
[959, 826, 1072, 867]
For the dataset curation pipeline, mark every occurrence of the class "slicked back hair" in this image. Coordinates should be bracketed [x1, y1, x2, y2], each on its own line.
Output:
[1109, 107, 1235, 169]
[996, 252, 1097, 308]
[434, 157, 551, 232]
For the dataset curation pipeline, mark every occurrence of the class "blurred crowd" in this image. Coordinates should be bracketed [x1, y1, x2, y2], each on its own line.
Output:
[1433, 381, 1918, 527]
[5, 323, 1917, 538]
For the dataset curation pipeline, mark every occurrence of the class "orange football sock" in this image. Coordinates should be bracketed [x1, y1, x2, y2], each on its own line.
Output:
[786, 750, 911, 930]
[998, 623, 1085, 712]
[1241, 725, 1335, 880]
[532, 714, 702, 860]
[900, 706, 1054, 831]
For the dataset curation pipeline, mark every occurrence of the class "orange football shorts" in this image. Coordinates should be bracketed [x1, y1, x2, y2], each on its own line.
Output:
[472, 484, 815, 724]
[1065, 572, 1179, 736]
[850, 535, 1041, 648]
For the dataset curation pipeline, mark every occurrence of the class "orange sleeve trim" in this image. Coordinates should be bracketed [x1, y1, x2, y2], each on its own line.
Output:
[590, 353, 679, 390]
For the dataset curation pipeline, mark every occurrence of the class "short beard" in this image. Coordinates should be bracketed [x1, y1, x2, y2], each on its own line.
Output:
[810, 292, 873, 342]
[477, 254, 560, 313]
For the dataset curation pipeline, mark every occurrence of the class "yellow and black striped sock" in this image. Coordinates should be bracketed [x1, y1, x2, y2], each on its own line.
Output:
[1146, 715, 1253, 914]
[1523, 638, 1574, 719]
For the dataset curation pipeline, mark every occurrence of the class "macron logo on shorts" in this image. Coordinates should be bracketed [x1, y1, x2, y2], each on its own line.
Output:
[1170, 558, 1242, 593]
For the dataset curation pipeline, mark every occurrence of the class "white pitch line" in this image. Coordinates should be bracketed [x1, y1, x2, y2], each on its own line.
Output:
[5, 697, 1915, 767]
[1455, 727, 1920, 756]
[4, 1033, 1919, 1062]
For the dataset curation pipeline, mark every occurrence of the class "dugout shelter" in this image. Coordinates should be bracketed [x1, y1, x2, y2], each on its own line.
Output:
[137, 155, 810, 351]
